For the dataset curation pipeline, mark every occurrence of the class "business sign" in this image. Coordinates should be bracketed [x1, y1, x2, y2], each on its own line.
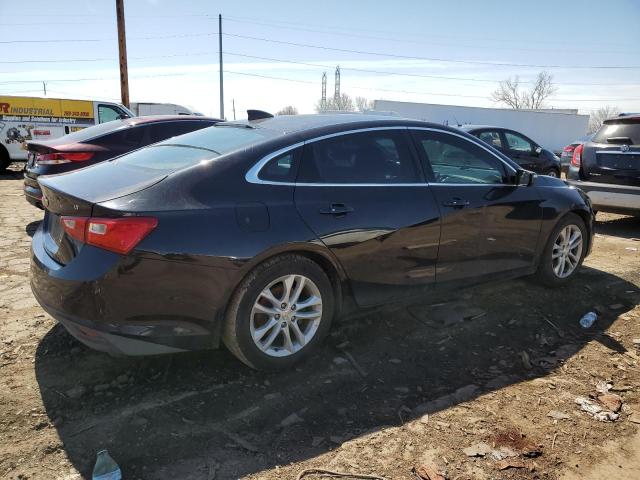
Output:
[0, 96, 94, 120]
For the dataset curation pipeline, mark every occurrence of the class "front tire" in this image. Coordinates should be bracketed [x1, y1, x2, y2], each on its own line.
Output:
[544, 168, 559, 178]
[222, 254, 334, 370]
[535, 213, 587, 286]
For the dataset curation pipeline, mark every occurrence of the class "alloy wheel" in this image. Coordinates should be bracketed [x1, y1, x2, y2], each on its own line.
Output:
[552, 224, 583, 278]
[250, 274, 323, 357]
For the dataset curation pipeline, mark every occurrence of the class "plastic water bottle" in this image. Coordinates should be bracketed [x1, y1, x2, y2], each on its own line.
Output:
[92, 450, 121, 480]
[579, 312, 597, 329]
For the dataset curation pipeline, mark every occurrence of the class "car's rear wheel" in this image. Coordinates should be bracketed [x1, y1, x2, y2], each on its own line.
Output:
[536, 213, 587, 286]
[222, 254, 334, 370]
[544, 168, 559, 178]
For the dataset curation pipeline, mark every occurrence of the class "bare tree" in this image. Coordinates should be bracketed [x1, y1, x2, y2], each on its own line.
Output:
[490, 71, 557, 109]
[355, 96, 373, 112]
[588, 105, 620, 133]
[276, 106, 298, 116]
[315, 93, 355, 112]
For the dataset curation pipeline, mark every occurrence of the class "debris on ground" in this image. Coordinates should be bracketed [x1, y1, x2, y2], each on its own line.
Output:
[297, 469, 386, 480]
[597, 393, 623, 413]
[575, 396, 620, 422]
[495, 458, 527, 471]
[547, 410, 571, 421]
[463, 442, 492, 457]
[412, 464, 446, 480]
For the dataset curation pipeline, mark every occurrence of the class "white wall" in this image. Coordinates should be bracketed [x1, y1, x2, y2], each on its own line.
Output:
[374, 100, 590, 152]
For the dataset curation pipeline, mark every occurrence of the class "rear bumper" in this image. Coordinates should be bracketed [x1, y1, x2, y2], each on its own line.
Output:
[30, 225, 228, 355]
[567, 178, 640, 215]
[23, 172, 43, 208]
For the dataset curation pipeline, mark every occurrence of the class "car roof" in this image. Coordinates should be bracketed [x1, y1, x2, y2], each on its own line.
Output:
[125, 115, 221, 126]
[220, 113, 455, 137]
[458, 125, 507, 131]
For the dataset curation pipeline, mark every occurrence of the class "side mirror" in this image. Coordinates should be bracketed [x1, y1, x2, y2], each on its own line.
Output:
[534, 146, 543, 155]
[515, 169, 534, 186]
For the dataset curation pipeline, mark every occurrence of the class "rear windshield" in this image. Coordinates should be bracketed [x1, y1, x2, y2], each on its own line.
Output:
[593, 120, 640, 145]
[112, 125, 272, 172]
[58, 119, 127, 143]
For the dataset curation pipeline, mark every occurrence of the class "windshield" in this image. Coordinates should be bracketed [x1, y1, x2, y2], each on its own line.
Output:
[593, 120, 640, 145]
[112, 125, 273, 172]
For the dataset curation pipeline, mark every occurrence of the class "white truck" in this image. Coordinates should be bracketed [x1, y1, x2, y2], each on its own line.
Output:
[0, 96, 133, 172]
[373, 100, 589, 154]
[128, 102, 202, 116]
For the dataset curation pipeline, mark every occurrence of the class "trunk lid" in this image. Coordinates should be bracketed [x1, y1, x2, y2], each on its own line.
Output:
[38, 160, 168, 265]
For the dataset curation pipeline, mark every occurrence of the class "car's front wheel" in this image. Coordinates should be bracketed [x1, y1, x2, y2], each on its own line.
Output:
[544, 168, 560, 178]
[222, 254, 334, 370]
[536, 213, 587, 286]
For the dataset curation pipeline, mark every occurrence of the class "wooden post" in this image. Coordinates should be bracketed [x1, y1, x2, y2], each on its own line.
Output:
[116, 0, 130, 108]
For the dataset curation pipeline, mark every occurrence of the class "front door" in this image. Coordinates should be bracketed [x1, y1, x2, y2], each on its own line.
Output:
[410, 129, 543, 284]
[294, 128, 441, 307]
[502, 130, 540, 172]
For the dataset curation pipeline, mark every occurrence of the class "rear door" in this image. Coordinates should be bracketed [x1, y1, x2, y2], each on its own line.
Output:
[294, 128, 441, 307]
[502, 130, 540, 171]
[410, 128, 542, 284]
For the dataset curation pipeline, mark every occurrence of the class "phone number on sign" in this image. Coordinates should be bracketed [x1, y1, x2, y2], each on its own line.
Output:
[63, 111, 91, 117]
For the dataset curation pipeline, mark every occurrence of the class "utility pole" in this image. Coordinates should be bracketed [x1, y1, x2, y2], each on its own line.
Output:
[115, 0, 130, 108]
[42, 81, 47, 96]
[334, 65, 340, 103]
[232, 99, 236, 120]
[321, 72, 326, 110]
[218, 14, 224, 119]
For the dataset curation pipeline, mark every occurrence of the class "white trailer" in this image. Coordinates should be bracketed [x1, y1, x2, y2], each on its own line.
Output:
[129, 102, 202, 116]
[373, 100, 589, 153]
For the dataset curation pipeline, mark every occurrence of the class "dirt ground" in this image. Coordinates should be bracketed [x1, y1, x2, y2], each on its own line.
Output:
[1, 164, 639, 480]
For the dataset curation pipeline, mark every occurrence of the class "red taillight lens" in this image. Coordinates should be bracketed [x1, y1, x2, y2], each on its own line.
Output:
[571, 143, 583, 167]
[60, 217, 88, 242]
[60, 216, 158, 254]
[36, 152, 94, 165]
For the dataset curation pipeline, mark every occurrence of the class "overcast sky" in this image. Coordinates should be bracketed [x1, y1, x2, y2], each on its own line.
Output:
[1, 0, 639, 118]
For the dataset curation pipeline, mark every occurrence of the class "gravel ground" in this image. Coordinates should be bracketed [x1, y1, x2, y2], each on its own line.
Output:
[1, 164, 639, 480]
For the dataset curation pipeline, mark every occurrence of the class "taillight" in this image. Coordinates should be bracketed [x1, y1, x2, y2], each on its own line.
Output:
[60, 216, 158, 254]
[571, 144, 583, 167]
[36, 152, 94, 165]
[562, 145, 575, 157]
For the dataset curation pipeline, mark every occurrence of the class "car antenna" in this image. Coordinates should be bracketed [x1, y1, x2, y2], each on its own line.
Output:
[247, 110, 274, 121]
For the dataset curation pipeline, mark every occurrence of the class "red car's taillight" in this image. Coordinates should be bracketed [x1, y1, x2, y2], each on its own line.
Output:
[60, 216, 158, 254]
[571, 144, 583, 168]
[562, 145, 576, 156]
[36, 152, 94, 165]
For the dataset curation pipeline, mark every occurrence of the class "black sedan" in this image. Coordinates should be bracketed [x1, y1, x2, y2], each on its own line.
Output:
[31, 114, 594, 370]
[459, 125, 562, 177]
[24, 115, 220, 208]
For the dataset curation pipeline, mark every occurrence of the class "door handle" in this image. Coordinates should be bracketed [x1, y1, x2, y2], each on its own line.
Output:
[319, 203, 354, 216]
[442, 198, 470, 208]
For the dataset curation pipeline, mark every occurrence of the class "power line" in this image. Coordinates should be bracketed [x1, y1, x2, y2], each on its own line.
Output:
[0, 52, 216, 64]
[223, 17, 635, 56]
[222, 51, 640, 87]
[221, 14, 634, 50]
[222, 32, 640, 70]
[0, 32, 217, 44]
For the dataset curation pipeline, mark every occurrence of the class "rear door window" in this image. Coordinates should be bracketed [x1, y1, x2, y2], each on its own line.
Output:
[298, 130, 421, 184]
[477, 130, 503, 148]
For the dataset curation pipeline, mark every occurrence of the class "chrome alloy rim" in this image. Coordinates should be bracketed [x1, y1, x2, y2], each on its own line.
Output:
[547, 170, 558, 177]
[250, 274, 323, 357]
[552, 225, 583, 278]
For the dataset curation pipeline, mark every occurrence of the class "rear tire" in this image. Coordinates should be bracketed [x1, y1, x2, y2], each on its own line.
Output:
[544, 168, 560, 178]
[535, 213, 587, 286]
[222, 254, 334, 370]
